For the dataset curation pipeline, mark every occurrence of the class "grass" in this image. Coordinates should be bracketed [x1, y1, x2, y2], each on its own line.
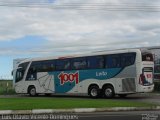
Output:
[0, 80, 157, 110]
[0, 80, 15, 95]
[0, 97, 156, 110]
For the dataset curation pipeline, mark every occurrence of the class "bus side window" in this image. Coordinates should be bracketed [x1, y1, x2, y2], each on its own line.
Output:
[26, 70, 37, 81]
[42, 60, 55, 72]
[26, 62, 37, 80]
[87, 56, 104, 69]
[121, 53, 136, 67]
[56, 59, 70, 71]
[106, 55, 121, 68]
[71, 57, 87, 70]
[64, 60, 70, 70]
[98, 56, 104, 68]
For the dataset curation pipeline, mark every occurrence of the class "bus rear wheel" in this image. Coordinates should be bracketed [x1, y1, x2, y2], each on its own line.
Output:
[28, 86, 37, 97]
[88, 86, 100, 98]
[102, 85, 115, 98]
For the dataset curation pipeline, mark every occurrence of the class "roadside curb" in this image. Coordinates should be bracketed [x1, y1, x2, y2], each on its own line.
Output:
[0, 106, 160, 114]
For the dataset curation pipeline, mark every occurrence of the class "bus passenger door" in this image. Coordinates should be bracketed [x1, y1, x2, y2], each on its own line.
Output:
[36, 72, 55, 93]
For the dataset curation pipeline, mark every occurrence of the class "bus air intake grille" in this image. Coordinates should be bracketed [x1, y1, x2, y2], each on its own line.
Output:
[122, 78, 136, 92]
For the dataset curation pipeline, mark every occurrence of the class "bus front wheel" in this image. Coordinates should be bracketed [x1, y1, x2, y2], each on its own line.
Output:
[28, 86, 37, 96]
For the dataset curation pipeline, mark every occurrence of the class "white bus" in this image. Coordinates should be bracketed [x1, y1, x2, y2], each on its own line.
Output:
[12, 49, 154, 98]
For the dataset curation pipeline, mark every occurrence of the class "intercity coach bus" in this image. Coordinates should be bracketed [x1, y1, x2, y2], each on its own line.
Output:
[12, 49, 154, 98]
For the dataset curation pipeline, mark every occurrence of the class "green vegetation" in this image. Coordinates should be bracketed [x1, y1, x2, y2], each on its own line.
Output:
[0, 97, 156, 110]
[0, 80, 158, 110]
[0, 80, 15, 95]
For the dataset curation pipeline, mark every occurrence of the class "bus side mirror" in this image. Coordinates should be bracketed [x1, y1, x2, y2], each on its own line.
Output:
[11, 70, 13, 76]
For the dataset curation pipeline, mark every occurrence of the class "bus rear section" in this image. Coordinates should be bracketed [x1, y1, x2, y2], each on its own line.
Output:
[137, 50, 154, 93]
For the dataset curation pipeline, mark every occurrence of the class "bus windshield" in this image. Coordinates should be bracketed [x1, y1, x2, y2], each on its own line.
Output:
[15, 68, 24, 83]
[15, 62, 29, 83]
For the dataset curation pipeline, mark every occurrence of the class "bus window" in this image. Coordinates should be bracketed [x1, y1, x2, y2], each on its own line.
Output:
[71, 57, 87, 70]
[154, 65, 160, 73]
[87, 56, 104, 69]
[26, 62, 37, 80]
[15, 68, 24, 83]
[106, 55, 121, 68]
[28, 62, 39, 72]
[29, 60, 55, 72]
[121, 53, 136, 67]
[56, 59, 70, 71]
[42, 60, 55, 72]
[19, 62, 29, 70]
[15, 62, 29, 83]
[142, 52, 153, 61]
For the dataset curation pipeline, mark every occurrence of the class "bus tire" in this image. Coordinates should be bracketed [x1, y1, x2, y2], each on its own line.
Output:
[28, 86, 37, 97]
[102, 85, 115, 98]
[88, 85, 100, 98]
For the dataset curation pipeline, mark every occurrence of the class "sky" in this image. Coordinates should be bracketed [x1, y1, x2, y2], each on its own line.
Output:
[0, 0, 160, 79]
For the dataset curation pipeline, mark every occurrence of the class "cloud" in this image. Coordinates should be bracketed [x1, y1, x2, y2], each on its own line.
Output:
[0, 0, 160, 56]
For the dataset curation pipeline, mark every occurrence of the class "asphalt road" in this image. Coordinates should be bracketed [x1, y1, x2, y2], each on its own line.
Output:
[0, 111, 159, 120]
[120, 93, 160, 105]
[78, 111, 160, 120]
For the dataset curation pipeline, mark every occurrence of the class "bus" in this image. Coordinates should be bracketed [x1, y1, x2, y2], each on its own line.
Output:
[12, 48, 154, 98]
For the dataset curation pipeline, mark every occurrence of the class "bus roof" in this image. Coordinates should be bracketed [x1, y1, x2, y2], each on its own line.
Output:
[18, 48, 142, 64]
